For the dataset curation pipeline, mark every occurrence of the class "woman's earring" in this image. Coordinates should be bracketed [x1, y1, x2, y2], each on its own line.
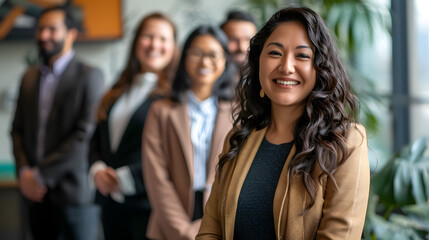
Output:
[260, 89, 265, 98]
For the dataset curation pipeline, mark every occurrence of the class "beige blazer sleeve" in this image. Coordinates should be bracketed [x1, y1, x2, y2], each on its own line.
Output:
[142, 101, 200, 240]
[196, 168, 223, 239]
[316, 124, 370, 239]
[196, 130, 234, 239]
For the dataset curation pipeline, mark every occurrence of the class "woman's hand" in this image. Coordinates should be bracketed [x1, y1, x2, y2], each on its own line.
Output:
[94, 167, 119, 196]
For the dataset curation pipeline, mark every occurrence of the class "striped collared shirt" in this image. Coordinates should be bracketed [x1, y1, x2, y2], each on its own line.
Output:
[37, 50, 75, 162]
[186, 90, 218, 191]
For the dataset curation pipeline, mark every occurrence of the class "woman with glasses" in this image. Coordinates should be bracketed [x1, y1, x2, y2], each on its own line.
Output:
[89, 13, 178, 240]
[142, 25, 237, 240]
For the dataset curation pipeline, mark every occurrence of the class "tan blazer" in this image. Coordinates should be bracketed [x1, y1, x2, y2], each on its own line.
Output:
[142, 99, 233, 240]
[197, 124, 370, 240]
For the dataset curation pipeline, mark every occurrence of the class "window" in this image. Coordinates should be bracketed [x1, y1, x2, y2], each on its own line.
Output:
[410, 0, 429, 140]
[355, 0, 392, 170]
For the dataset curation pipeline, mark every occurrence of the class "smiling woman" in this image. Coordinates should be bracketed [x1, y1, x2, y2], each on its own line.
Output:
[259, 21, 316, 130]
[89, 12, 178, 240]
[185, 34, 227, 100]
[197, 6, 370, 240]
[142, 25, 237, 240]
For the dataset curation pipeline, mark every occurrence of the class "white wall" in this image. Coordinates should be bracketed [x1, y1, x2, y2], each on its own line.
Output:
[0, 0, 245, 164]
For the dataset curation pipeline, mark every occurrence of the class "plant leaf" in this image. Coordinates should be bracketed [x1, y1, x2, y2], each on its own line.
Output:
[409, 138, 428, 163]
[366, 213, 425, 240]
[411, 166, 426, 204]
[373, 158, 399, 204]
[422, 168, 429, 201]
[393, 161, 414, 205]
[372, 158, 397, 204]
[390, 213, 429, 233]
[401, 204, 429, 231]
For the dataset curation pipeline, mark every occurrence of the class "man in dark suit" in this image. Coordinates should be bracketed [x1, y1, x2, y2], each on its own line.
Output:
[10, 6, 104, 240]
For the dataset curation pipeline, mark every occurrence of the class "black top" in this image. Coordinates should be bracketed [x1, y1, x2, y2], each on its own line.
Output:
[90, 95, 162, 210]
[234, 137, 293, 240]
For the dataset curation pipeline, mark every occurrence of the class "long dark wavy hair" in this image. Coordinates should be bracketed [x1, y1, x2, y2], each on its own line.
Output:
[219, 6, 358, 211]
[170, 25, 237, 102]
[97, 13, 178, 121]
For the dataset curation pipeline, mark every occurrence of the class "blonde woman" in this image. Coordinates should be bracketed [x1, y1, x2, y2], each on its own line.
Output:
[89, 13, 177, 240]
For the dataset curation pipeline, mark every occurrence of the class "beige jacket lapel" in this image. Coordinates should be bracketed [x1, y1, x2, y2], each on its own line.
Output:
[169, 103, 194, 181]
[273, 145, 307, 240]
[221, 127, 303, 240]
[206, 101, 233, 188]
[273, 145, 295, 239]
[224, 127, 266, 239]
[168, 100, 233, 191]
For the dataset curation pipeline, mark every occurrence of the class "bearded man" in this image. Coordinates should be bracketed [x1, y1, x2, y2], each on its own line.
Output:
[220, 10, 257, 67]
[10, 5, 104, 240]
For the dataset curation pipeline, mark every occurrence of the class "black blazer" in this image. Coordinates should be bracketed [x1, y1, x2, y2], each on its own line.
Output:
[90, 95, 160, 210]
[11, 56, 104, 206]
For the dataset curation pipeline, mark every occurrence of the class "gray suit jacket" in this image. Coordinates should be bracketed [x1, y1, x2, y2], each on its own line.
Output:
[11, 56, 104, 206]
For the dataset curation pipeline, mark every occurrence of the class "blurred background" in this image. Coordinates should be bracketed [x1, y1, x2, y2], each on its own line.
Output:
[0, 0, 428, 239]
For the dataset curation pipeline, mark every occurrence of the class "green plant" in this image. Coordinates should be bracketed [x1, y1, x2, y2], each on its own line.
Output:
[241, 0, 391, 55]
[364, 137, 429, 240]
[238, 0, 284, 26]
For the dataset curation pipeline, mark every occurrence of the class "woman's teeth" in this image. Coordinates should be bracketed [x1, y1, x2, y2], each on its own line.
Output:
[199, 68, 212, 75]
[275, 80, 299, 86]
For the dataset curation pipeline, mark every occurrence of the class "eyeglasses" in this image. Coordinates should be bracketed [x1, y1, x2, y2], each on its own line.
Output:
[186, 49, 226, 64]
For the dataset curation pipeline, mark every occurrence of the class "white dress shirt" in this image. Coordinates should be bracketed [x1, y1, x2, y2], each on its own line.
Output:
[90, 72, 157, 203]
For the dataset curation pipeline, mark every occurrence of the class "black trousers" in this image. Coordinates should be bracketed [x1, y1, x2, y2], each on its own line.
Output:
[101, 200, 151, 240]
[192, 190, 204, 221]
[26, 199, 100, 240]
